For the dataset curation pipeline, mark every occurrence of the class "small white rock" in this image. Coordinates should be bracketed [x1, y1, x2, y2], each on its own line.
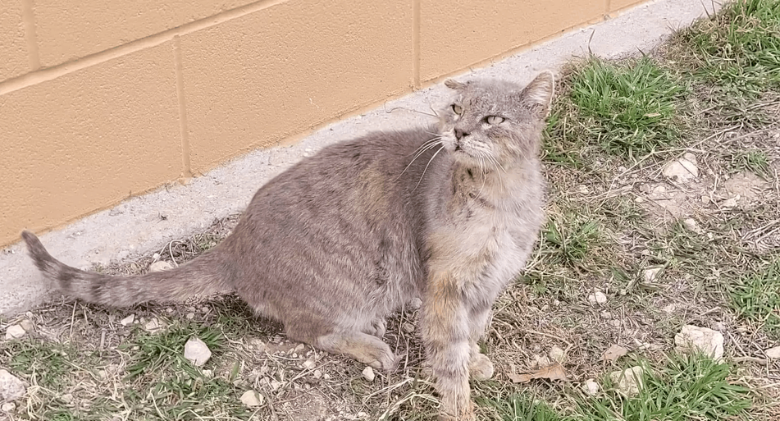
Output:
[674, 325, 724, 361]
[240, 390, 264, 407]
[1, 402, 15, 412]
[59, 393, 73, 403]
[0, 370, 25, 402]
[583, 379, 600, 396]
[302, 359, 316, 370]
[662, 156, 699, 183]
[313, 370, 323, 379]
[144, 318, 162, 332]
[362, 366, 375, 382]
[202, 369, 214, 378]
[610, 366, 644, 396]
[590, 291, 607, 305]
[120, 314, 135, 326]
[149, 261, 173, 272]
[722, 198, 738, 208]
[682, 218, 698, 232]
[642, 267, 662, 283]
[4, 325, 26, 339]
[19, 319, 34, 333]
[186, 312, 195, 320]
[409, 297, 423, 309]
[548, 346, 566, 363]
[402, 322, 415, 333]
[764, 346, 780, 360]
[152, 253, 161, 261]
[184, 337, 212, 367]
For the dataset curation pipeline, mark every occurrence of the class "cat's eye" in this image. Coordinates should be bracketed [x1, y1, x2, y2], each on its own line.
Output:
[452, 104, 463, 115]
[485, 115, 505, 124]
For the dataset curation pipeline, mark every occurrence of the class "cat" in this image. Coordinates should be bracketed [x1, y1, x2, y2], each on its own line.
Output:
[22, 72, 552, 420]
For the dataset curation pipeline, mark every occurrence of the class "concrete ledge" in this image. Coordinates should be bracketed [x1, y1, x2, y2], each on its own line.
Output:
[0, 0, 719, 316]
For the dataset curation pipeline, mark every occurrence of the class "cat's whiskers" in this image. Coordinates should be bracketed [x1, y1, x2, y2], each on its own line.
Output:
[396, 138, 443, 181]
[414, 145, 444, 191]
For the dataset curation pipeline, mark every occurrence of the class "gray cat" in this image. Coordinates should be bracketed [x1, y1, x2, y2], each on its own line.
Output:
[22, 72, 552, 420]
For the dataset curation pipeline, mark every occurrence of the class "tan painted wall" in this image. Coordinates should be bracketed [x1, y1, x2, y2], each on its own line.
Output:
[0, 0, 647, 248]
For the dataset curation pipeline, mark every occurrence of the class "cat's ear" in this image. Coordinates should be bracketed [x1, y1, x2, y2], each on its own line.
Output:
[519, 71, 555, 117]
[444, 79, 467, 90]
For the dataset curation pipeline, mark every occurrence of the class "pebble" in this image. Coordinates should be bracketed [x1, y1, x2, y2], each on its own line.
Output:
[682, 218, 699, 232]
[0, 370, 25, 402]
[362, 366, 375, 382]
[583, 379, 600, 396]
[119, 315, 135, 326]
[642, 267, 662, 283]
[610, 366, 644, 396]
[184, 337, 212, 366]
[588, 291, 607, 305]
[144, 318, 162, 332]
[402, 322, 415, 333]
[662, 154, 699, 183]
[186, 312, 195, 320]
[4, 325, 26, 339]
[674, 325, 724, 361]
[409, 297, 423, 309]
[19, 319, 34, 333]
[240, 390, 264, 407]
[765, 346, 780, 360]
[302, 359, 316, 370]
[722, 198, 738, 208]
[250, 338, 266, 352]
[548, 346, 566, 363]
[59, 393, 73, 403]
[313, 370, 323, 379]
[149, 261, 173, 272]
[1, 402, 15, 412]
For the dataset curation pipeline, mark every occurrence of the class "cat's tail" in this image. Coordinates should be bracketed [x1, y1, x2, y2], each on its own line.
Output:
[21, 230, 234, 307]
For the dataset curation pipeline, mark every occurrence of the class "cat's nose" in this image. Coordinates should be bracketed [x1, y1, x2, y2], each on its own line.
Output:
[454, 129, 469, 140]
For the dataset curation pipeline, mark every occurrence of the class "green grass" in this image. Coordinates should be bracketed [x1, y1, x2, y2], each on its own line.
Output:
[728, 259, 780, 338]
[727, 149, 771, 177]
[7, 340, 75, 389]
[547, 57, 687, 159]
[483, 355, 752, 421]
[124, 323, 225, 379]
[542, 214, 603, 270]
[671, 0, 780, 98]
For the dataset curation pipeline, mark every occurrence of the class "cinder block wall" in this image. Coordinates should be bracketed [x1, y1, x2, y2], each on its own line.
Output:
[0, 0, 645, 248]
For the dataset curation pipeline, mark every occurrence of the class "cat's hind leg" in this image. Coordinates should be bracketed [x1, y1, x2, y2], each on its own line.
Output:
[315, 330, 398, 371]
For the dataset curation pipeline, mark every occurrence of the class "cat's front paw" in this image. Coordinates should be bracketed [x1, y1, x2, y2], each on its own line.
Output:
[468, 353, 494, 381]
[438, 399, 475, 421]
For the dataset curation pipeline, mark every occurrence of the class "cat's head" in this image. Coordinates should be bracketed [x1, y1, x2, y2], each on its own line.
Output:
[438, 72, 554, 168]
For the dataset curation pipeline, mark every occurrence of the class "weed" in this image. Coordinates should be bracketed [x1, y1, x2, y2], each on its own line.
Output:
[728, 259, 780, 338]
[565, 57, 686, 157]
[727, 149, 771, 178]
[125, 322, 224, 378]
[542, 214, 603, 270]
[671, 0, 780, 98]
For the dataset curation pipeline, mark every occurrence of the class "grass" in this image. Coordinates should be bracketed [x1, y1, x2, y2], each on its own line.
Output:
[545, 57, 686, 162]
[729, 260, 780, 338]
[2, 1, 779, 420]
[728, 149, 771, 177]
[481, 355, 752, 421]
[670, 0, 780, 98]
